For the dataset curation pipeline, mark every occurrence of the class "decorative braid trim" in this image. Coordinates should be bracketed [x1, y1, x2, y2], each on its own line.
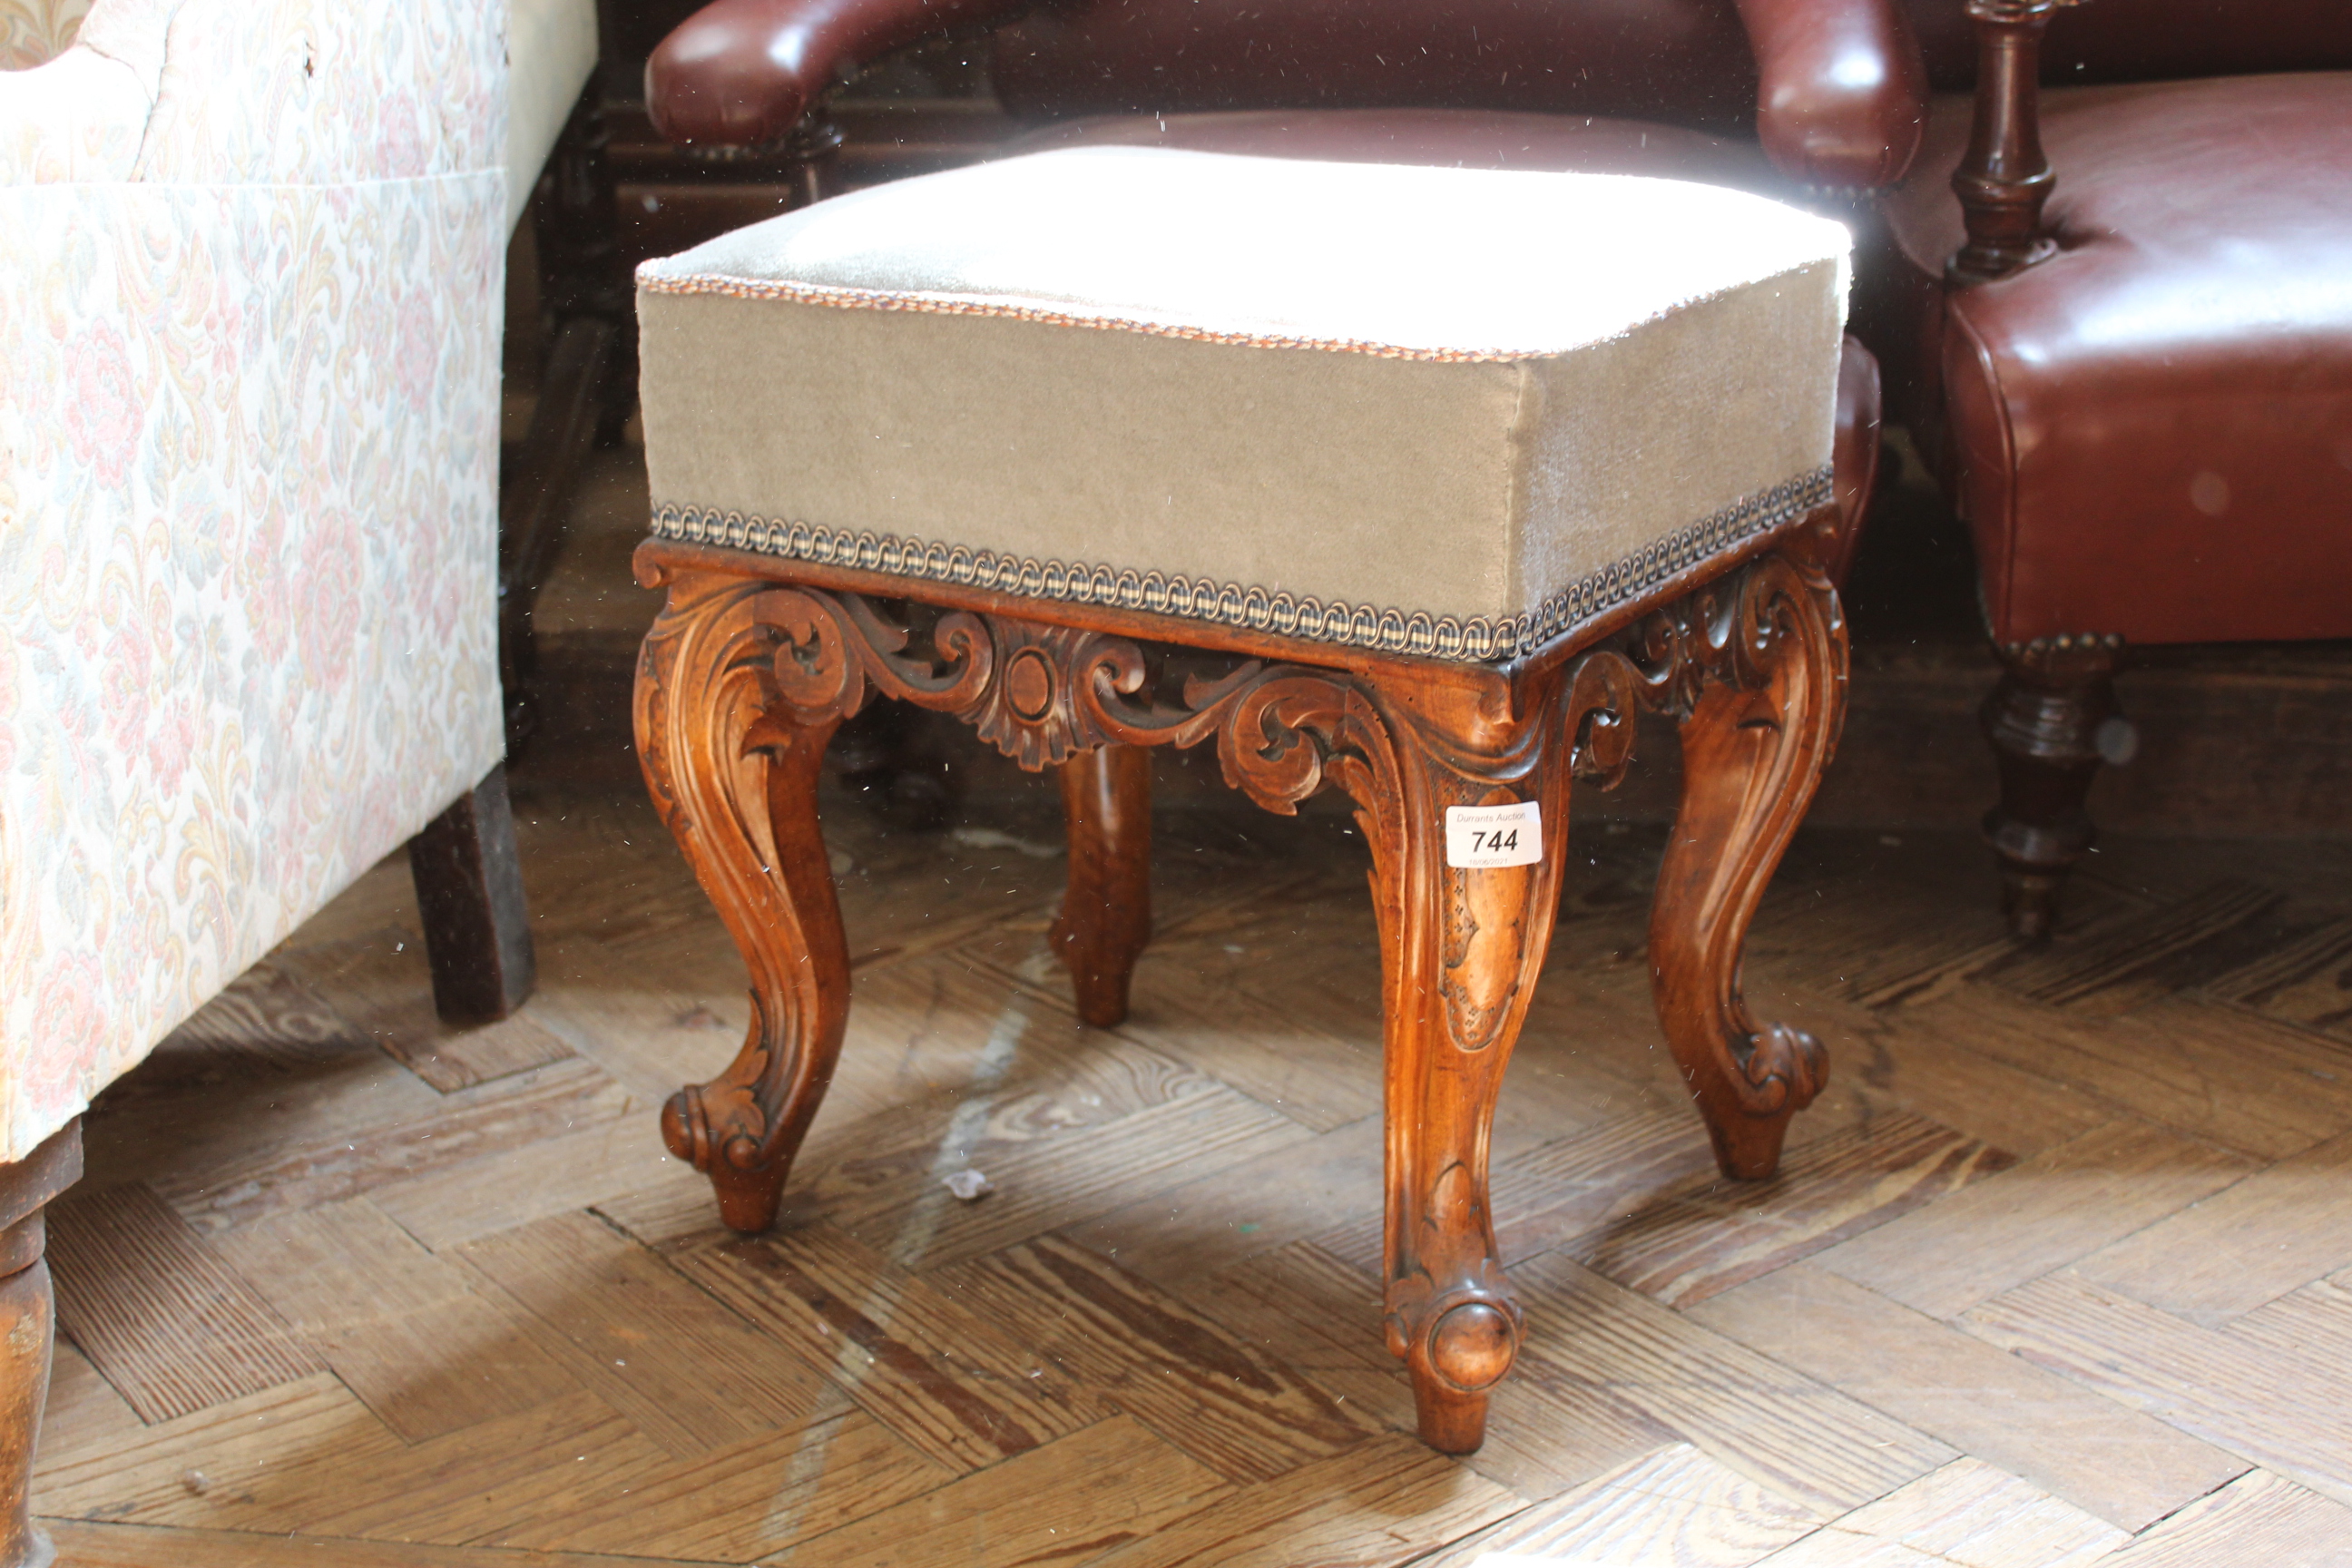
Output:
[649, 466, 1832, 664]
[639, 270, 1563, 364]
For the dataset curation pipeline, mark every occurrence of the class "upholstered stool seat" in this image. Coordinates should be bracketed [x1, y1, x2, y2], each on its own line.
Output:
[639, 148, 1846, 662]
[629, 148, 1856, 1456]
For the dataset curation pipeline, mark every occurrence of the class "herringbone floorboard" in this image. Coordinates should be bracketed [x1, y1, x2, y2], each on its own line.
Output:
[34, 759, 2352, 1566]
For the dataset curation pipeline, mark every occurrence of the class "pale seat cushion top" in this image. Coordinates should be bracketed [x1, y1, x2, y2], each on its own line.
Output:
[506, 0, 597, 235]
[637, 147, 1848, 662]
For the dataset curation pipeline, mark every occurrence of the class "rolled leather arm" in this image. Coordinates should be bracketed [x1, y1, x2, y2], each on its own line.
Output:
[647, 0, 1033, 148]
[1733, 0, 1928, 190]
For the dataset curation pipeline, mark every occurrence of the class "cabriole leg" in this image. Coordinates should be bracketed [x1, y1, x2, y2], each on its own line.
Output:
[635, 571, 858, 1233]
[1053, 744, 1153, 1027]
[1648, 550, 1846, 1181]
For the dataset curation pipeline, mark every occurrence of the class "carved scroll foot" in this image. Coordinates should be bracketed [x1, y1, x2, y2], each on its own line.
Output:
[1646, 550, 1847, 1181]
[635, 572, 861, 1233]
[1339, 673, 1572, 1455]
[1053, 744, 1153, 1027]
[1983, 634, 2129, 941]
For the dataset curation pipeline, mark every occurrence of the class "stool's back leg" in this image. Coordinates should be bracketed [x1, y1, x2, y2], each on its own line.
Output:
[1053, 744, 1153, 1027]
[1648, 548, 1847, 1181]
[636, 570, 857, 1233]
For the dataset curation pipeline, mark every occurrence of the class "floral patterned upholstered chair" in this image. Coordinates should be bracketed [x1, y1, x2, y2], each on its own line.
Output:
[0, 3, 594, 1562]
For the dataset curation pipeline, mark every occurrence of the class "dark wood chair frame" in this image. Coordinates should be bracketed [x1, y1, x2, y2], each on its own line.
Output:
[632, 499, 1851, 1454]
[1940, 0, 2138, 939]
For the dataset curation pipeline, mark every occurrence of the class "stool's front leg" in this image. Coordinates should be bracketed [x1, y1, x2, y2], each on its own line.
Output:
[635, 569, 860, 1232]
[1230, 672, 1569, 1454]
[1649, 549, 1847, 1180]
[1053, 744, 1152, 1026]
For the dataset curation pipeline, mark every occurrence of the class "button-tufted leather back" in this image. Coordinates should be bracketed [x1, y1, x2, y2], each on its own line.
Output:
[990, 0, 1766, 134]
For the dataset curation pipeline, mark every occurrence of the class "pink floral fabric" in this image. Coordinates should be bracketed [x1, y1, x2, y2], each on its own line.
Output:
[0, 0, 510, 1161]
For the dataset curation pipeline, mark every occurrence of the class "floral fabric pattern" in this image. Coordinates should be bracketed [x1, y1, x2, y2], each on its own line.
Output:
[0, 0, 509, 1161]
[0, 0, 89, 71]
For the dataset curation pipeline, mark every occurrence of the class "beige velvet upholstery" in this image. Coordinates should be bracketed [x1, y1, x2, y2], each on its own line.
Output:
[506, 0, 597, 236]
[636, 148, 1848, 662]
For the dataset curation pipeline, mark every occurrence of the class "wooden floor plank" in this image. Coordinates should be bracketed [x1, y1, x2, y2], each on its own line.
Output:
[1913, 989, 2352, 1161]
[1965, 1272, 2352, 1507]
[1988, 880, 2284, 1015]
[775, 1416, 1230, 1568]
[1688, 1265, 2246, 1534]
[671, 1224, 1102, 1473]
[2099, 1467, 2352, 1567]
[1509, 1253, 1954, 1517]
[938, 1233, 1379, 1483]
[279, 928, 576, 1092]
[40, 1519, 725, 1568]
[471, 1409, 953, 1562]
[2202, 916, 2352, 1042]
[150, 1058, 632, 1234]
[1752, 1457, 2124, 1566]
[211, 1200, 579, 1442]
[46, 1183, 323, 1423]
[1814, 1121, 2256, 1321]
[454, 1210, 842, 1457]
[1086, 1432, 1524, 1568]
[1416, 1442, 1818, 1568]
[37, 1341, 142, 1458]
[368, 1109, 682, 1251]
[1578, 1112, 2014, 1308]
[2071, 1127, 2352, 1326]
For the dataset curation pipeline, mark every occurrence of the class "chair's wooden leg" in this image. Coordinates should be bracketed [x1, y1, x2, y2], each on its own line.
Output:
[1648, 548, 1846, 1181]
[1982, 634, 2129, 941]
[1053, 744, 1152, 1027]
[0, 1123, 82, 1568]
[634, 570, 858, 1233]
[1299, 673, 1571, 1455]
[410, 763, 537, 1024]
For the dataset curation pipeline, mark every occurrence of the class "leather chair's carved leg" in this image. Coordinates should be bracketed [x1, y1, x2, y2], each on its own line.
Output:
[1983, 634, 2130, 941]
[1267, 672, 1568, 1455]
[1648, 551, 1846, 1181]
[1053, 744, 1152, 1027]
[0, 1123, 81, 1568]
[634, 569, 860, 1232]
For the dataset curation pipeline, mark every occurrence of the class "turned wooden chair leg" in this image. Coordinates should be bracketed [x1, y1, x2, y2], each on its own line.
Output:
[0, 1123, 81, 1568]
[635, 574, 855, 1233]
[1053, 744, 1152, 1027]
[410, 763, 537, 1024]
[1982, 634, 2130, 941]
[1649, 550, 1846, 1181]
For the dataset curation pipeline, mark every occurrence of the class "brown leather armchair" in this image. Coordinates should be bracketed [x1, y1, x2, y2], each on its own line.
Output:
[641, 0, 1936, 583]
[1871, 0, 2352, 936]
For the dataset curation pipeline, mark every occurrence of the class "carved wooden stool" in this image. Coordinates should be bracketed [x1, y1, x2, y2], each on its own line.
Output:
[630, 148, 1852, 1455]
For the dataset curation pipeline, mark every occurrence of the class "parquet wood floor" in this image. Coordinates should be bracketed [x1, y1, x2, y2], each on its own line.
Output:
[35, 762, 2352, 1566]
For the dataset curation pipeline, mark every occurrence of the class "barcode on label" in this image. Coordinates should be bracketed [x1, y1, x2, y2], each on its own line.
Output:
[1445, 801, 1543, 868]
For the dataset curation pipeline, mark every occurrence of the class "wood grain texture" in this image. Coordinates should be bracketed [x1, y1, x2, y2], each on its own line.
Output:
[1966, 1273, 2352, 1506]
[938, 1233, 1378, 1483]
[211, 1200, 575, 1442]
[1510, 1253, 1955, 1517]
[279, 928, 572, 1093]
[671, 1225, 1101, 1472]
[1419, 1442, 1819, 1568]
[1689, 1264, 2247, 1533]
[2097, 1467, 2352, 1568]
[454, 1210, 838, 1456]
[42, 1520, 701, 1568]
[1813, 1120, 2255, 1320]
[1752, 1457, 2123, 1566]
[1580, 1112, 2014, 1308]
[2071, 1127, 2352, 1326]
[44, 1184, 320, 1424]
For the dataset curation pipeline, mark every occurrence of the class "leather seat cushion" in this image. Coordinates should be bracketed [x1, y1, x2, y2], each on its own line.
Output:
[506, 0, 599, 235]
[634, 146, 1847, 662]
[1881, 74, 2352, 647]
